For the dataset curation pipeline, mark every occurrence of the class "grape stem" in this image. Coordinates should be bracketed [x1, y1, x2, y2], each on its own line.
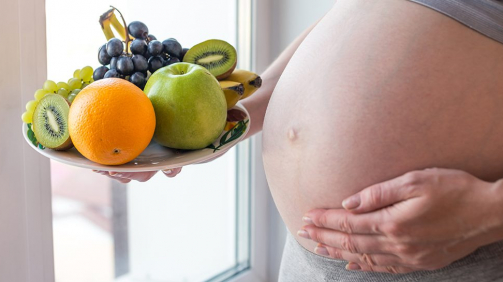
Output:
[111, 6, 130, 55]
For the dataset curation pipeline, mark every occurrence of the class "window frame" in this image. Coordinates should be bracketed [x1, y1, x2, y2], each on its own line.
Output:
[1, 0, 273, 281]
[229, 0, 276, 280]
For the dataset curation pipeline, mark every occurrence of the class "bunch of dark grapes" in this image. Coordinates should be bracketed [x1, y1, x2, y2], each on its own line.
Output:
[93, 21, 189, 90]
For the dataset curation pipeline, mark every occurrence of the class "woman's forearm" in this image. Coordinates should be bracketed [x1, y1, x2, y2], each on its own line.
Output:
[242, 17, 323, 139]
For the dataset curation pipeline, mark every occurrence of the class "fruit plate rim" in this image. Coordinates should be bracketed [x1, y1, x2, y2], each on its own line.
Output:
[22, 102, 250, 172]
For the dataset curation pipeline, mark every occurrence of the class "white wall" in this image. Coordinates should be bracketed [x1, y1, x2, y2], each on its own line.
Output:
[0, 0, 55, 281]
[270, 0, 335, 59]
[255, 0, 335, 281]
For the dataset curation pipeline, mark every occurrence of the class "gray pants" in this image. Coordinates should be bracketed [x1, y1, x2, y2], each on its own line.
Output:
[279, 233, 503, 281]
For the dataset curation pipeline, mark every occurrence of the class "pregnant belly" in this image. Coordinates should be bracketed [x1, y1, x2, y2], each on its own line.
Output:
[262, 0, 503, 253]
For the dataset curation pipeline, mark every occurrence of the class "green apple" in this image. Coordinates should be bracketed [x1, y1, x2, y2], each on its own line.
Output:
[144, 62, 227, 149]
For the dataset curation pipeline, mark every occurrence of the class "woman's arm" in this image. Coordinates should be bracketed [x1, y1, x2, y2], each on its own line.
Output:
[241, 17, 323, 138]
[95, 17, 324, 182]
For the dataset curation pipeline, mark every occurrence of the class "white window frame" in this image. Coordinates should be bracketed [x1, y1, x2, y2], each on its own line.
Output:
[0, 0, 278, 281]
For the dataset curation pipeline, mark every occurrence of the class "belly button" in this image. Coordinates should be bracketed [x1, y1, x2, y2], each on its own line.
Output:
[288, 128, 297, 141]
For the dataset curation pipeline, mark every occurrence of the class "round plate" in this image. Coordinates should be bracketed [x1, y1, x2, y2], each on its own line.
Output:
[23, 103, 250, 172]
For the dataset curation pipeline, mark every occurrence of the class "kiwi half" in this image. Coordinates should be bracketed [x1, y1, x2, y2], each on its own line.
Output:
[32, 94, 73, 150]
[183, 39, 237, 80]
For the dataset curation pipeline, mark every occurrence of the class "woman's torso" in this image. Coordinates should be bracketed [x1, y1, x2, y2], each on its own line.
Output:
[262, 0, 503, 254]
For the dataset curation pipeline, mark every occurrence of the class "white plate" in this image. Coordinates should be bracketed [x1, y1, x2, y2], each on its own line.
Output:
[23, 103, 250, 172]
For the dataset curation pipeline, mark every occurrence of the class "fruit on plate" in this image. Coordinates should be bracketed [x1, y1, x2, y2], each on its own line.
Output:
[94, 7, 186, 90]
[144, 62, 227, 150]
[22, 67, 93, 126]
[162, 38, 182, 59]
[183, 39, 237, 80]
[22, 100, 38, 123]
[226, 69, 262, 99]
[67, 89, 81, 103]
[180, 47, 189, 61]
[32, 94, 73, 150]
[68, 78, 156, 165]
[99, 7, 128, 41]
[219, 81, 244, 109]
[128, 21, 149, 40]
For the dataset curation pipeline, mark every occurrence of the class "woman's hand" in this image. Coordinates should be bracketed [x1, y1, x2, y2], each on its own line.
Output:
[298, 168, 503, 274]
[93, 168, 182, 183]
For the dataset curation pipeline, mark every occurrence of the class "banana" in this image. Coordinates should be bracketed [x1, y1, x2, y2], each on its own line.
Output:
[99, 9, 116, 41]
[220, 81, 244, 109]
[99, 8, 131, 41]
[100, 9, 115, 41]
[110, 12, 127, 41]
[226, 69, 262, 100]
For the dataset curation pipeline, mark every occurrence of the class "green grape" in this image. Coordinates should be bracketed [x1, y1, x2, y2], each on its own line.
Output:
[73, 69, 81, 79]
[67, 93, 77, 103]
[79, 66, 93, 82]
[57, 82, 70, 90]
[43, 80, 58, 93]
[25, 100, 38, 112]
[82, 82, 89, 89]
[68, 78, 83, 90]
[34, 89, 48, 101]
[21, 111, 33, 124]
[71, 89, 81, 95]
[57, 88, 70, 98]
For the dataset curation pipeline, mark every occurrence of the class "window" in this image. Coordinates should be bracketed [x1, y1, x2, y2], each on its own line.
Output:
[2, 0, 273, 281]
[44, 0, 254, 281]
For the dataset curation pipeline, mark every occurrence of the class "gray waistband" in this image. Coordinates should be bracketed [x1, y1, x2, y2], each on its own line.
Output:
[278, 232, 503, 282]
[407, 0, 503, 45]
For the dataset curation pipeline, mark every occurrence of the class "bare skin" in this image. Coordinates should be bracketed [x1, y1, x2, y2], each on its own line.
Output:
[263, 0, 503, 253]
[301, 168, 503, 273]
[98, 0, 503, 269]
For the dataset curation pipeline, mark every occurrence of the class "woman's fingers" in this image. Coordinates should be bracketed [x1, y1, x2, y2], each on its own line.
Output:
[315, 244, 416, 273]
[300, 226, 389, 254]
[304, 209, 383, 234]
[162, 167, 182, 177]
[316, 244, 402, 266]
[108, 175, 132, 183]
[92, 170, 158, 182]
[108, 171, 158, 182]
[93, 168, 183, 182]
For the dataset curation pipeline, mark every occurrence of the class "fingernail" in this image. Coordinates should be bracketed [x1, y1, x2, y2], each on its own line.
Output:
[163, 169, 173, 175]
[315, 246, 329, 256]
[109, 172, 122, 177]
[297, 229, 311, 239]
[346, 263, 361, 271]
[342, 195, 360, 210]
[302, 216, 313, 225]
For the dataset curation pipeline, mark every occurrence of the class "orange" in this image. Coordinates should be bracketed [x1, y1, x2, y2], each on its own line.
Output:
[68, 78, 156, 165]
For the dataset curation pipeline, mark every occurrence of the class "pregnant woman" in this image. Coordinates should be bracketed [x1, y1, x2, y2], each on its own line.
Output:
[98, 0, 503, 280]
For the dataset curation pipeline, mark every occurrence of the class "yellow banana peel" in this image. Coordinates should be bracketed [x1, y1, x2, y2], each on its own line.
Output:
[226, 69, 262, 100]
